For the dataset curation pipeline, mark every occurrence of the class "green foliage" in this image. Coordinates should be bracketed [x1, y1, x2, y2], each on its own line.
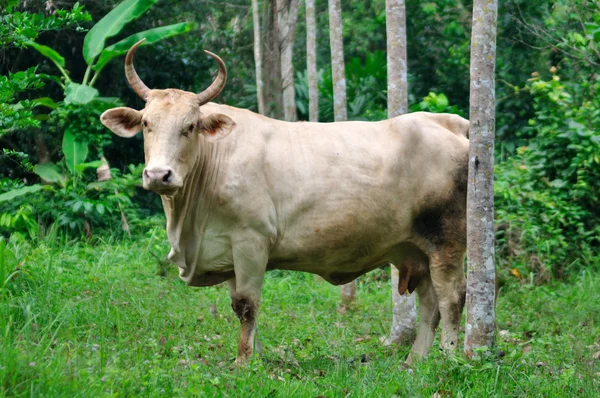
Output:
[93, 22, 196, 73]
[0, 184, 43, 203]
[295, 51, 461, 123]
[495, 71, 600, 278]
[48, 99, 119, 156]
[27, 0, 192, 87]
[82, 0, 159, 65]
[1, 0, 192, 238]
[410, 92, 462, 114]
[63, 82, 99, 104]
[0, 3, 87, 138]
[62, 131, 89, 174]
[32, 163, 65, 185]
[0, 68, 48, 135]
[0, 237, 18, 298]
[0, 1, 90, 48]
[0, 163, 145, 237]
[25, 41, 66, 67]
[295, 51, 388, 122]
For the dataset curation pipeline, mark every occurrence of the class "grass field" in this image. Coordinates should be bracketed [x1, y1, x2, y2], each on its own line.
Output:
[1, 228, 599, 397]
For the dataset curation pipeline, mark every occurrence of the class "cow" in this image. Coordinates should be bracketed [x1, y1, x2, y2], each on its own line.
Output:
[100, 39, 470, 365]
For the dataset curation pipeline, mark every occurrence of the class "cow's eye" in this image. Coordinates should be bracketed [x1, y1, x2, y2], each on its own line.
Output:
[142, 120, 148, 128]
[184, 123, 195, 136]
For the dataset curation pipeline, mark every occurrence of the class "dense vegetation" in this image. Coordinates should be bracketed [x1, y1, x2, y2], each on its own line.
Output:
[1, 0, 599, 394]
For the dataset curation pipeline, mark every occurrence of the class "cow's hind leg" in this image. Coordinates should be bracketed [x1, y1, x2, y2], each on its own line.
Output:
[428, 247, 466, 351]
[407, 275, 440, 365]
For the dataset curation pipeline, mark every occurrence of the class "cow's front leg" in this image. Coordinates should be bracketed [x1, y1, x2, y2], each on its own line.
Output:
[226, 278, 263, 361]
[229, 234, 268, 364]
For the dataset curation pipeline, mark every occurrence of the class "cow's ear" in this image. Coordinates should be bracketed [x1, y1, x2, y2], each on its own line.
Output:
[100, 107, 143, 138]
[201, 113, 236, 142]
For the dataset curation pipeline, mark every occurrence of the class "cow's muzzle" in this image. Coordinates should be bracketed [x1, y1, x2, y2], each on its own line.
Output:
[143, 166, 181, 194]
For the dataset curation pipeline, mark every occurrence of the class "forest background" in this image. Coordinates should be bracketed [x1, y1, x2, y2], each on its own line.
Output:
[3, 0, 598, 280]
[1, 0, 599, 395]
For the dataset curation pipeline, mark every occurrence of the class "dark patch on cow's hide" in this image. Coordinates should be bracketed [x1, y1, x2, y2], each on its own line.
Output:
[413, 207, 445, 246]
[231, 295, 256, 324]
[414, 156, 468, 247]
[453, 156, 469, 195]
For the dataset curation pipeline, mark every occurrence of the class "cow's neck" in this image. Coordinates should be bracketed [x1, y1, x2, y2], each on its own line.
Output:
[162, 138, 228, 270]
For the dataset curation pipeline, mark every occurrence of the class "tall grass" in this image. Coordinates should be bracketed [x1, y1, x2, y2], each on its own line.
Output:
[1, 230, 599, 397]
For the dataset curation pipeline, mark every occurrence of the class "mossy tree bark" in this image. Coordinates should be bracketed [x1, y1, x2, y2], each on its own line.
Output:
[277, 0, 299, 122]
[252, 0, 265, 115]
[464, 0, 498, 358]
[386, 0, 417, 346]
[306, 0, 319, 122]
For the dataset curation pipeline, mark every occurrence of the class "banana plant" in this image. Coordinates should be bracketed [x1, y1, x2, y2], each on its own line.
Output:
[26, 0, 194, 105]
[0, 131, 101, 204]
[13, 0, 195, 195]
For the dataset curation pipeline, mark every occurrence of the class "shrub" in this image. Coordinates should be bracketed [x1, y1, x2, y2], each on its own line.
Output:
[495, 70, 600, 280]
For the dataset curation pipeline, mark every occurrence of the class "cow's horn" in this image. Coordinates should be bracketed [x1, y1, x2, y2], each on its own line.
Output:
[125, 38, 150, 101]
[197, 50, 227, 105]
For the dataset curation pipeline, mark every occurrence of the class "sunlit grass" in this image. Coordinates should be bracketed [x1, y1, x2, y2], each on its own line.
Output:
[1, 230, 599, 397]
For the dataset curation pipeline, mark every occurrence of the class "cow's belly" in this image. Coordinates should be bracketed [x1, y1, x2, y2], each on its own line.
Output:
[268, 207, 413, 276]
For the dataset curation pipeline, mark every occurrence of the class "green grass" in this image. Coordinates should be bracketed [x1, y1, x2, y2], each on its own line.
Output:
[1, 229, 599, 397]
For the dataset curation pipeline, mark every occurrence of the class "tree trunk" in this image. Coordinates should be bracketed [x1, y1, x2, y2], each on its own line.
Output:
[306, 0, 319, 122]
[277, 0, 299, 122]
[464, 0, 498, 358]
[262, 0, 283, 119]
[328, 0, 347, 122]
[386, 0, 408, 116]
[388, 266, 417, 344]
[328, 0, 353, 302]
[386, 0, 417, 345]
[252, 0, 265, 115]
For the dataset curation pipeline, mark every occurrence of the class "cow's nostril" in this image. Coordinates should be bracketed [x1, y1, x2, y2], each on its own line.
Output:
[163, 170, 172, 183]
[143, 169, 150, 179]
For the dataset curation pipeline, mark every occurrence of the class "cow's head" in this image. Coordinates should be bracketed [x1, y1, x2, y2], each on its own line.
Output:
[100, 39, 235, 196]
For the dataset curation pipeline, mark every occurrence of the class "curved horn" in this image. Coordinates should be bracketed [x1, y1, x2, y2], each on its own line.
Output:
[197, 50, 227, 105]
[125, 38, 150, 100]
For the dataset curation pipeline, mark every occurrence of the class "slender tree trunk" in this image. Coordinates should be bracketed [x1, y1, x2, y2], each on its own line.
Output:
[328, 0, 347, 122]
[328, 0, 353, 302]
[306, 0, 319, 122]
[277, 0, 299, 121]
[252, 0, 265, 115]
[262, 0, 283, 119]
[386, 0, 417, 345]
[386, 0, 408, 116]
[464, 0, 498, 358]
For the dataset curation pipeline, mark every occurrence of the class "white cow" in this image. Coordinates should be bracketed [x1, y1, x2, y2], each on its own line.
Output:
[101, 39, 469, 364]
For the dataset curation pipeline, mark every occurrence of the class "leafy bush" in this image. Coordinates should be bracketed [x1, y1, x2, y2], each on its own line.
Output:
[0, 162, 145, 239]
[0, 1, 90, 49]
[495, 70, 600, 279]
